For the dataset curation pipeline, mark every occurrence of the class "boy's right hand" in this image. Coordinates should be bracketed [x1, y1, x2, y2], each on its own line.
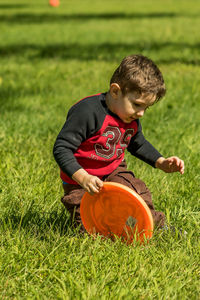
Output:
[72, 169, 103, 195]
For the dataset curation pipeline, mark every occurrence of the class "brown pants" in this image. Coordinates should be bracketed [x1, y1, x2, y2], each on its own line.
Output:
[61, 161, 165, 232]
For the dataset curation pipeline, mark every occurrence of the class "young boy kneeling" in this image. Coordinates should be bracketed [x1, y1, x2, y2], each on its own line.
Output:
[53, 54, 184, 232]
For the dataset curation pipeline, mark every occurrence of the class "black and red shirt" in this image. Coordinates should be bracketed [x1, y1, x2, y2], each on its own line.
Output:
[53, 93, 162, 184]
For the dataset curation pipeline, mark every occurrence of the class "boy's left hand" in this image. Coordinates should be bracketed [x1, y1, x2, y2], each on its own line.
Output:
[155, 156, 184, 174]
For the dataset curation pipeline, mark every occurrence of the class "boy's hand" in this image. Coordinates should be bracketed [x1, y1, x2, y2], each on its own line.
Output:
[72, 169, 103, 195]
[155, 156, 184, 174]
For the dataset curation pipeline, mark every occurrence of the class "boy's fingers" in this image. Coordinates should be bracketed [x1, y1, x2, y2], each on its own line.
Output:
[179, 160, 185, 174]
[168, 157, 176, 166]
[88, 179, 103, 194]
[96, 179, 103, 188]
[172, 158, 184, 174]
[87, 185, 99, 195]
[169, 157, 182, 167]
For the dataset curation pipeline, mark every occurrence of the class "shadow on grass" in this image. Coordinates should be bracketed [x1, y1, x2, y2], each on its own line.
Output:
[0, 12, 179, 24]
[1, 209, 73, 238]
[0, 42, 200, 65]
[0, 4, 28, 9]
[0, 84, 28, 112]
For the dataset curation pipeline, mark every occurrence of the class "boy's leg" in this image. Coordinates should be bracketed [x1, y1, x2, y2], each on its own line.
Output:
[61, 184, 86, 232]
[104, 161, 165, 228]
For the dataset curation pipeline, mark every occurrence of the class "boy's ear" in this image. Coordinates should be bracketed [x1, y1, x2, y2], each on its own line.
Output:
[110, 83, 121, 99]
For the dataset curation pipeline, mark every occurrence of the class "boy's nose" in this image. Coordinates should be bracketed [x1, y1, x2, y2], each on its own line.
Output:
[136, 109, 145, 117]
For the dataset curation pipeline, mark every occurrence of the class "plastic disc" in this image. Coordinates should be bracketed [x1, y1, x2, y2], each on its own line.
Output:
[80, 182, 154, 244]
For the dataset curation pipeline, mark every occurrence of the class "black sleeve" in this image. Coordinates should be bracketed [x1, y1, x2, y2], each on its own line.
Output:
[127, 120, 162, 167]
[53, 99, 104, 177]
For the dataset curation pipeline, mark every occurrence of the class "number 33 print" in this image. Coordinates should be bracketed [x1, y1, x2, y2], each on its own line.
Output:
[95, 126, 135, 159]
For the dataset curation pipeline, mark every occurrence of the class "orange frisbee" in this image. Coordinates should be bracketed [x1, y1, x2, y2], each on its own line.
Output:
[80, 182, 154, 244]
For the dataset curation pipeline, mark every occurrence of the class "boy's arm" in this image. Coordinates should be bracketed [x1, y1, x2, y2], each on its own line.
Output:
[53, 121, 85, 178]
[128, 121, 184, 174]
[127, 121, 162, 167]
[53, 100, 98, 178]
[53, 96, 105, 193]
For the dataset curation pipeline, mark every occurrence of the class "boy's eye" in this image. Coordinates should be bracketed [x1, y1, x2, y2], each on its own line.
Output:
[134, 103, 141, 107]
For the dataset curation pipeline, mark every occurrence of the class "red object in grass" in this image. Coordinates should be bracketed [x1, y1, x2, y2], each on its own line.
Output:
[80, 182, 154, 244]
[49, 0, 60, 7]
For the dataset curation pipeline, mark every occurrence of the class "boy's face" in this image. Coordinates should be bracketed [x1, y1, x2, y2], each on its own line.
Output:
[109, 84, 156, 123]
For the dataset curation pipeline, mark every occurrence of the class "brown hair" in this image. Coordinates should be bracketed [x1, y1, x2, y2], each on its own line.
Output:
[110, 54, 166, 101]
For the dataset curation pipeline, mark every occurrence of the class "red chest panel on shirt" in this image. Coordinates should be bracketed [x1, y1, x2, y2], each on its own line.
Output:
[75, 115, 137, 172]
[61, 115, 138, 184]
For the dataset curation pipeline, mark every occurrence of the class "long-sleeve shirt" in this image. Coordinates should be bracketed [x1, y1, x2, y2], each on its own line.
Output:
[53, 93, 162, 184]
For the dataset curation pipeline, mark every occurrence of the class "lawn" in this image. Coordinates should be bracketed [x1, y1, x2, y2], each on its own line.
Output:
[0, 0, 199, 299]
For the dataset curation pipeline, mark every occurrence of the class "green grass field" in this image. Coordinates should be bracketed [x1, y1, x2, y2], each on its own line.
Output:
[0, 0, 200, 298]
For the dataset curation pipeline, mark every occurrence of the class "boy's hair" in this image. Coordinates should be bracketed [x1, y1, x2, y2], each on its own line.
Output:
[110, 54, 166, 101]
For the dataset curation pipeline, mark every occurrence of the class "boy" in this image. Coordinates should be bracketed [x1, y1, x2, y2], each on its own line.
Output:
[53, 54, 184, 232]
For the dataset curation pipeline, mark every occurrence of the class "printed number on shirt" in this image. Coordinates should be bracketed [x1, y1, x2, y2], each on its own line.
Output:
[95, 126, 134, 159]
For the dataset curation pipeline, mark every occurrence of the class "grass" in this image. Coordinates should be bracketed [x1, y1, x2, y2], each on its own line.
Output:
[0, 0, 200, 298]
